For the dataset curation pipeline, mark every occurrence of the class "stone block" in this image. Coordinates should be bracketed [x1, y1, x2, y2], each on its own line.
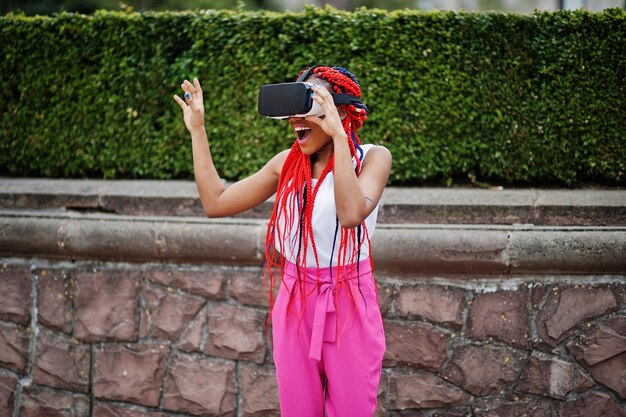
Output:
[98, 195, 204, 218]
[229, 270, 273, 307]
[536, 285, 618, 347]
[567, 315, 626, 367]
[375, 372, 389, 417]
[472, 395, 552, 417]
[516, 351, 576, 400]
[383, 321, 449, 371]
[567, 315, 626, 398]
[392, 410, 465, 417]
[143, 268, 225, 300]
[34, 329, 90, 392]
[162, 351, 235, 416]
[441, 344, 525, 396]
[36, 268, 72, 334]
[0, 217, 66, 258]
[574, 368, 596, 393]
[19, 385, 89, 417]
[535, 189, 626, 226]
[396, 284, 465, 327]
[553, 390, 626, 417]
[467, 289, 530, 349]
[74, 269, 140, 342]
[0, 321, 30, 374]
[378, 187, 537, 225]
[93, 402, 170, 417]
[376, 281, 394, 317]
[178, 306, 207, 352]
[430, 410, 472, 417]
[509, 230, 626, 274]
[373, 227, 509, 274]
[568, 313, 626, 398]
[239, 362, 280, 417]
[389, 370, 471, 409]
[63, 218, 157, 261]
[155, 220, 262, 264]
[0, 374, 17, 417]
[93, 342, 168, 407]
[206, 304, 266, 364]
[0, 212, 266, 264]
[584, 352, 626, 399]
[142, 283, 205, 340]
[0, 265, 31, 325]
[388, 411, 427, 417]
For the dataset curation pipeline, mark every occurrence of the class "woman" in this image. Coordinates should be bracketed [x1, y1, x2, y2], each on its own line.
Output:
[174, 66, 391, 417]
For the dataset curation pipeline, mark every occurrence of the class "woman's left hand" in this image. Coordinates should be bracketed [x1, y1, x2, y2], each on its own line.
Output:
[305, 84, 347, 140]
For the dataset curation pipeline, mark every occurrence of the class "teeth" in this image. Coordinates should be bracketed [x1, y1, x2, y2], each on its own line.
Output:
[294, 126, 311, 132]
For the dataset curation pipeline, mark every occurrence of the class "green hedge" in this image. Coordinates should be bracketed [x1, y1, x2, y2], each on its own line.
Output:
[1, 7, 624, 186]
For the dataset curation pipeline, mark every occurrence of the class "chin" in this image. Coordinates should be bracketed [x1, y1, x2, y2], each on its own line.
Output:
[298, 135, 333, 155]
[297, 143, 316, 155]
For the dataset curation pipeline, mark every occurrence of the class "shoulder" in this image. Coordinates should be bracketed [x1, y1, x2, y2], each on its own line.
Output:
[266, 148, 292, 177]
[358, 144, 392, 181]
[361, 144, 392, 167]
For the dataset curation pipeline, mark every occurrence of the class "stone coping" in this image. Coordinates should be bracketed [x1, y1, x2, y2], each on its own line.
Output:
[1, 178, 625, 225]
[2, 209, 625, 275]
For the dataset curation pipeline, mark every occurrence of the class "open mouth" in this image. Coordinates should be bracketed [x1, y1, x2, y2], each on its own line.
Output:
[294, 125, 312, 143]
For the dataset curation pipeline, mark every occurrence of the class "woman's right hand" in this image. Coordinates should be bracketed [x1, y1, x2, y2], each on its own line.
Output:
[173, 78, 205, 133]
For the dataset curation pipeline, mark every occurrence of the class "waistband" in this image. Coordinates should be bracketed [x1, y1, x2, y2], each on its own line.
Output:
[283, 258, 372, 283]
[281, 257, 373, 362]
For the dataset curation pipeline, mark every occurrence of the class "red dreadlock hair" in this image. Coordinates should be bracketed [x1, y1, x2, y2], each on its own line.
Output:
[263, 66, 377, 345]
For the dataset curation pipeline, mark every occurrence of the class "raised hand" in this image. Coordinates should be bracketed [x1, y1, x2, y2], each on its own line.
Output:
[304, 84, 347, 140]
[173, 78, 205, 133]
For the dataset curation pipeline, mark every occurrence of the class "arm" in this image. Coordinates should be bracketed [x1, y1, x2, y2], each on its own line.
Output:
[332, 140, 392, 228]
[306, 84, 392, 228]
[174, 78, 287, 217]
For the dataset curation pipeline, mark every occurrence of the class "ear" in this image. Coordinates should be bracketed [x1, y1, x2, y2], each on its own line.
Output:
[338, 107, 348, 120]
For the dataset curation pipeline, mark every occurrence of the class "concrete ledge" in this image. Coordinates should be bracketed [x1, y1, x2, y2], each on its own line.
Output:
[374, 226, 510, 274]
[509, 230, 626, 274]
[379, 187, 626, 226]
[2, 210, 625, 274]
[1, 179, 625, 225]
[0, 210, 264, 265]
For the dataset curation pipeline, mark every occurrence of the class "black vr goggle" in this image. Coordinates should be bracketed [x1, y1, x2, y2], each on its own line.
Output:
[257, 66, 363, 120]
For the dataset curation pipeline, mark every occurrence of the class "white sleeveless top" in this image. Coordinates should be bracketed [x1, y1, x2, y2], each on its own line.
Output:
[275, 144, 380, 267]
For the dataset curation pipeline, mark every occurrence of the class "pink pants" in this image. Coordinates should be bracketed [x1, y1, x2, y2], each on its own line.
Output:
[271, 259, 386, 417]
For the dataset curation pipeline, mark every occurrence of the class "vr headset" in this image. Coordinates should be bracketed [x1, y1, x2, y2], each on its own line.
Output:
[257, 66, 363, 120]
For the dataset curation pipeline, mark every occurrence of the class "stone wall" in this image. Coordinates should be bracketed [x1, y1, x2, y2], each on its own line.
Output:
[1, 181, 625, 417]
[1, 258, 624, 417]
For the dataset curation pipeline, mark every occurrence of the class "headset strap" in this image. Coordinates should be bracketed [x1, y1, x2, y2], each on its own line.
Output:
[298, 66, 363, 106]
[296, 65, 322, 82]
[332, 92, 362, 106]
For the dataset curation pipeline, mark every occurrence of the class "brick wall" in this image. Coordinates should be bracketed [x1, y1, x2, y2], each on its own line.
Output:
[1, 259, 624, 417]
